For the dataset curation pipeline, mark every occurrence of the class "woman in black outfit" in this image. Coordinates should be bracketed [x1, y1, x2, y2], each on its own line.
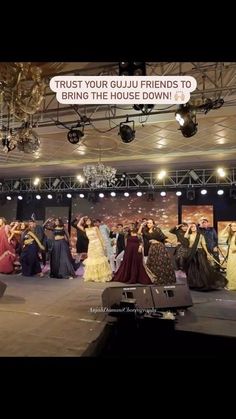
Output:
[184, 223, 227, 291]
[71, 216, 89, 258]
[44, 218, 75, 279]
[169, 223, 189, 271]
[139, 219, 176, 285]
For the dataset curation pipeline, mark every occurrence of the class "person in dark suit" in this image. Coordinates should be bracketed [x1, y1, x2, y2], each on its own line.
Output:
[110, 224, 126, 272]
[198, 218, 220, 269]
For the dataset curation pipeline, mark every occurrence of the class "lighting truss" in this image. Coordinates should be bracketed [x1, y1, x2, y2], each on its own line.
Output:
[1, 168, 236, 193]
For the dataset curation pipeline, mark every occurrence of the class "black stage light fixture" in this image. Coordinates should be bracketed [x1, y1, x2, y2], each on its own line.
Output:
[56, 193, 63, 204]
[133, 104, 154, 113]
[180, 120, 198, 138]
[67, 129, 84, 144]
[136, 174, 145, 184]
[119, 62, 146, 76]
[13, 180, 20, 189]
[187, 189, 195, 201]
[52, 178, 60, 188]
[26, 194, 33, 204]
[175, 104, 198, 138]
[230, 188, 236, 199]
[119, 121, 135, 143]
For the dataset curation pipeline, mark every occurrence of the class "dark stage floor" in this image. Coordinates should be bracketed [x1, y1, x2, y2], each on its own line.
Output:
[0, 275, 236, 357]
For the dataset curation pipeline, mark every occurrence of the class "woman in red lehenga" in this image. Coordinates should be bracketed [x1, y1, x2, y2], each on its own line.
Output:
[0, 217, 16, 274]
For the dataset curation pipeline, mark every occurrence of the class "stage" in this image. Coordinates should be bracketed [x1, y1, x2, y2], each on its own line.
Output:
[0, 274, 236, 357]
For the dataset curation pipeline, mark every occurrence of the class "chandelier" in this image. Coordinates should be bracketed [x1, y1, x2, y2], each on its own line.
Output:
[0, 62, 46, 153]
[83, 162, 117, 188]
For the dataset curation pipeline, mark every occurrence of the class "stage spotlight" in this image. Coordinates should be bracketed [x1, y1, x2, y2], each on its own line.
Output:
[136, 174, 145, 184]
[119, 62, 146, 76]
[176, 191, 182, 196]
[6, 195, 12, 200]
[217, 167, 226, 177]
[217, 189, 224, 195]
[47, 194, 53, 199]
[157, 170, 167, 180]
[180, 120, 198, 138]
[230, 188, 236, 199]
[33, 177, 40, 186]
[124, 192, 129, 197]
[119, 62, 129, 76]
[26, 194, 32, 204]
[99, 193, 105, 198]
[13, 180, 20, 189]
[175, 104, 198, 138]
[36, 194, 41, 200]
[187, 189, 195, 200]
[52, 178, 60, 188]
[79, 193, 85, 198]
[119, 121, 135, 143]
[200, 189, 207, 195]
[67, 129, 84, 144]
[147, 192, 154, 201]
[133, 62, 146, 76]
[87, 192, 97, 202]
[110, 192, 116, 197]
[160, 191, 166, 197]
[133, 104, 144, 111]
[66, 193, 72, 198]
[18, 195, 23, 200]
[137, 192, 142, 196]
[56, 193, 63, 203]
[133, 104, 154, 113]
[189, 170, 199, 181]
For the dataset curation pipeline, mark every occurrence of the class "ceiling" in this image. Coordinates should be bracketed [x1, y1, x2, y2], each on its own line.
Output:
[1, 62, 236, 178]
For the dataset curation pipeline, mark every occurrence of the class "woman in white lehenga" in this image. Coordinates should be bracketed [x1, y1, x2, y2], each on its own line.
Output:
[78, 217, 112, 282]
[220, 222, 236, 290]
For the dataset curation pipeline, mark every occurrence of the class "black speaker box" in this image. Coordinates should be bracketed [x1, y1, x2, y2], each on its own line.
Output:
[151, 284, 193, 310]
[102, 283, 192, 311]
[0, 280, 7, 298]
[102, 285, 153, 310]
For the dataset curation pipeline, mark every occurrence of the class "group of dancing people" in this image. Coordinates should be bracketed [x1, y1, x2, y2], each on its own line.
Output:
[0, 217, 77, 279]
[71, 215, 232, 291]
[1, 214, 235, 292]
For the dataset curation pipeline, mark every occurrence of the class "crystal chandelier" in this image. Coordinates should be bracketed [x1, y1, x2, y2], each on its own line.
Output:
[83, 162, 117, 188]
[0, 62, 46, 153]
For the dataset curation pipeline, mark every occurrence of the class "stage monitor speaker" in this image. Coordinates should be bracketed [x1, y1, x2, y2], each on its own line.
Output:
[0, 280, 7, 298]
[102, 283, 193, 313]
[102, 285, 153, 311]
[151, 283, 192, 310]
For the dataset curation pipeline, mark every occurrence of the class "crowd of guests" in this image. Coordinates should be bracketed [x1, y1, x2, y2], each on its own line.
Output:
[0, 214, 235, 292]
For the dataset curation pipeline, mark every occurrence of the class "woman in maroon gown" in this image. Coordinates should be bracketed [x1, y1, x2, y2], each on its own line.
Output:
[112, 226, 152, 284]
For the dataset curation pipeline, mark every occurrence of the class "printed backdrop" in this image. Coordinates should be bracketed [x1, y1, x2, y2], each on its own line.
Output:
[71, 192, 179, 251]
[181, 205, 214, 226]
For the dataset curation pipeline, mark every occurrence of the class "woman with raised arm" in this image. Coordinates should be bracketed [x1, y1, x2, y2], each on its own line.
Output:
[143, 219, 176, 285]
[184, 223, 227, 291]
[44, 217, 75, 279]
[71, 215, 89, 260]
[169, 222, 189, 271]
[78, 217, 112, 282]
[220, 222, 236, 290]
[20, 222, 45, 277]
